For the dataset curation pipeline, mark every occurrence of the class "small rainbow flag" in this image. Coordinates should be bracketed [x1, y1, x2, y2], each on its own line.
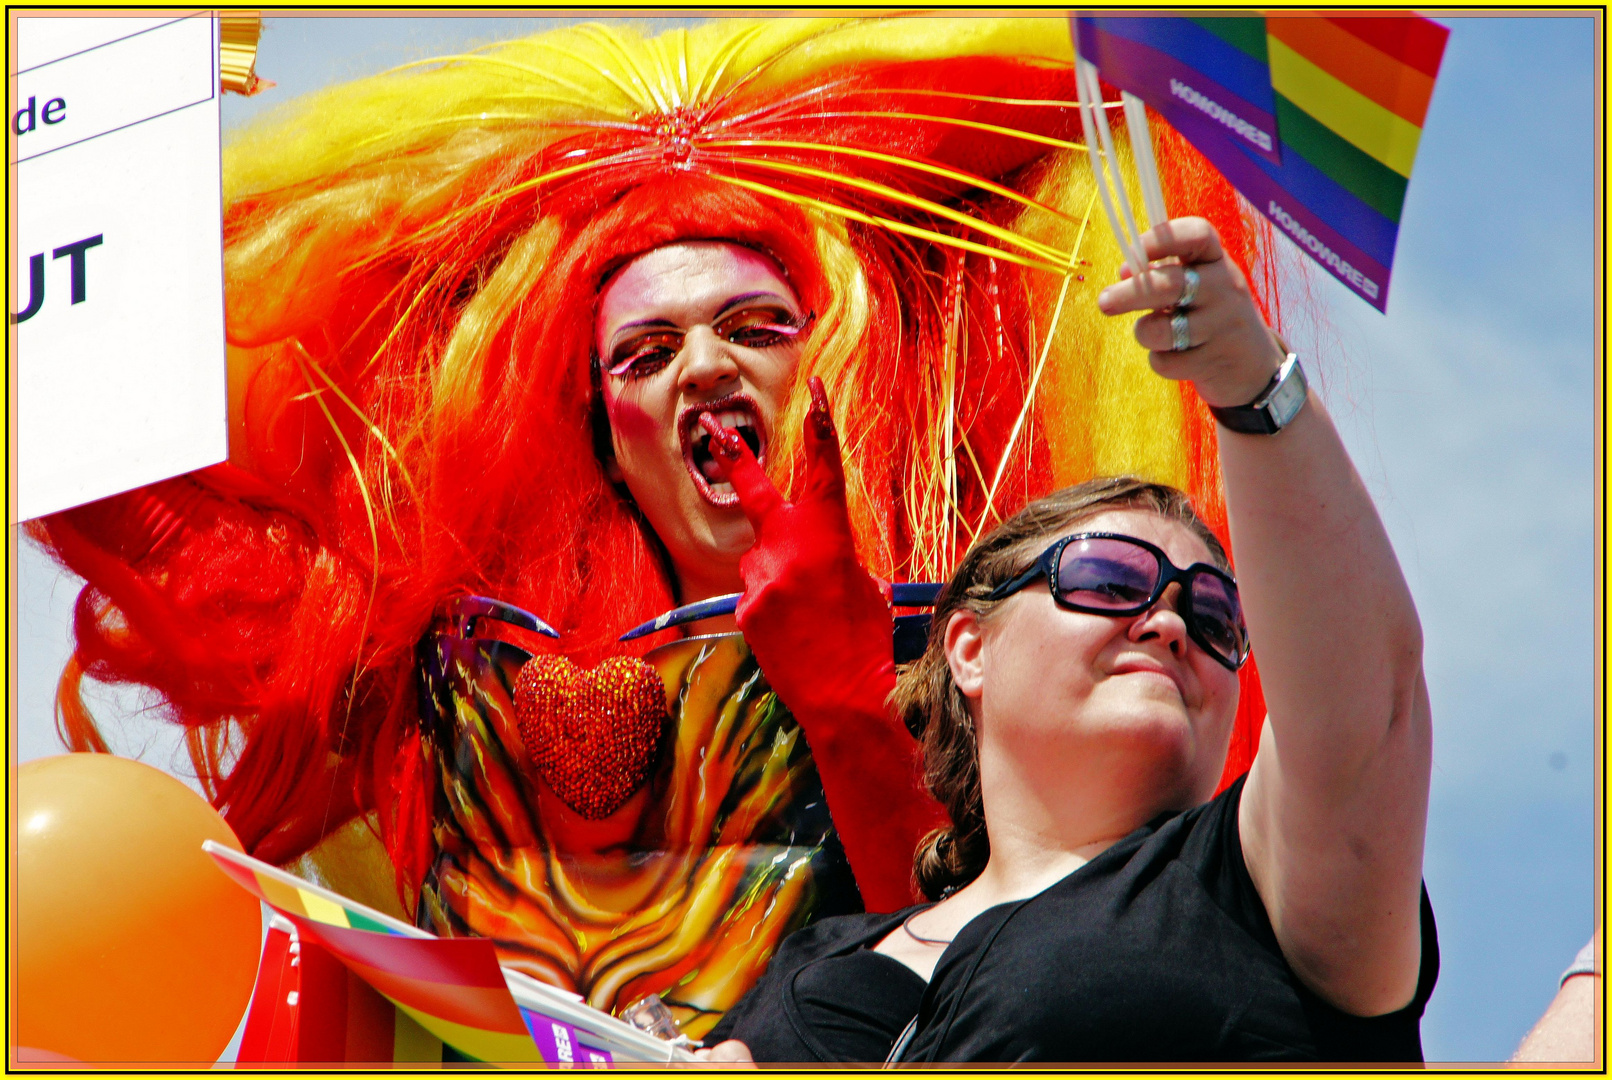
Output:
[237, 918, 450, 1064]
[206, 842, 543, 1064]
[1074, 14, 1449, 311]
[283, 919, 545, 1064]
[204, 842, 664, 1065]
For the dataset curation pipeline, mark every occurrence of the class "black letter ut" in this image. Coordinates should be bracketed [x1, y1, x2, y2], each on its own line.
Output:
[11, 234, 103, 324]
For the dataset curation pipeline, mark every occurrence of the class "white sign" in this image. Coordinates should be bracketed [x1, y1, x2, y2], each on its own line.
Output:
[13, 15, 227, 522]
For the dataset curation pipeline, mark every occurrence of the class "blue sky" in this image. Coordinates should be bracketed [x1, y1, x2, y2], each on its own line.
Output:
[1305, 17, 1598, 1059]
[15, 15, 1600, 1062]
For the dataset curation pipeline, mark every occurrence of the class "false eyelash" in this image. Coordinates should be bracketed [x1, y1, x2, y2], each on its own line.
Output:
[607, 352, 672, 378]
[743, 322, 805, 336]
[723, 309, 816, 339]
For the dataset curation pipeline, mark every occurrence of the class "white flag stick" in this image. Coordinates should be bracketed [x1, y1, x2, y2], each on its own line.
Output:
[1083, 60, 1149, 263]
[1074, 56, 1147, 279]
[1122, 91, 1169, 228]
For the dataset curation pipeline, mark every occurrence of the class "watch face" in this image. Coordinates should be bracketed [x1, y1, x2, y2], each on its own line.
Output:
[1262, 358, 1308, 429]
[1269, 376, 1306, 427]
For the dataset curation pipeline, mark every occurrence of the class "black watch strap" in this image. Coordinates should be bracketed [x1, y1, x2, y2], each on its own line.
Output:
[1208, 353, 1308, 435]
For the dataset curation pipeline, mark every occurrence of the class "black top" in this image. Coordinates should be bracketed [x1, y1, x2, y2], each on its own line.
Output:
[709, 778, 1438, 1063]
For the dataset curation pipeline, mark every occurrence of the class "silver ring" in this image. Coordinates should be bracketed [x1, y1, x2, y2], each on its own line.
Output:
[1175, 266, 1200, 310]
[1170, 310, 1192, 352]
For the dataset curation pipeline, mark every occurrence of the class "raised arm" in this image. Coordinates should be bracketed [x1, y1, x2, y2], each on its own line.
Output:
[701, 383, 949, 912]
[1099, 219, 1432, 1017]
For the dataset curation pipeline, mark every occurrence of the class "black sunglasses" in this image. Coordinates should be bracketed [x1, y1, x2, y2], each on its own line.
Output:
[987, 532, 1250, 671]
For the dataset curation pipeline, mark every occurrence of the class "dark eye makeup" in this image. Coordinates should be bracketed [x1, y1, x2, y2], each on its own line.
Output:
[607, 331, 684, 379]
[711, 306, 808, 348]
[606, 305, 810, 380]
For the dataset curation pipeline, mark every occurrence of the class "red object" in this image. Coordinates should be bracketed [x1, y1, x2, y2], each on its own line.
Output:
[701, 383, 948, 912]
[513, 655, 668, 820]
[236, 926, 380, 1064]
[1323, 13, 1450, 76]
[236, 925, 298, 1063]
[236, 926, 429, 1066]
[293, 937, 368, 1063]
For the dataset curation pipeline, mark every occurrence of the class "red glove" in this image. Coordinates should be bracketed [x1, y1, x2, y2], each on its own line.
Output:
[699, 378, 948, 912]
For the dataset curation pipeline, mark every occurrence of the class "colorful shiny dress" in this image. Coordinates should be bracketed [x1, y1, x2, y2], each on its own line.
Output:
[416, 596, 861, 1040]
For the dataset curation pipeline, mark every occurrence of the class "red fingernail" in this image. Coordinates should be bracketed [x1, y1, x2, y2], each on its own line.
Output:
[699, 412, 744, 460]
[808, 376, 833, 438]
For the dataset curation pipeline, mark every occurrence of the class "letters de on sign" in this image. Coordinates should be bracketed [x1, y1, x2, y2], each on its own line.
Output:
[13, 15, 227, 522]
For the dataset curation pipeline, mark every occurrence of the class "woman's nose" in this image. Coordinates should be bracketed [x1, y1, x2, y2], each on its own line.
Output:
[1127, 583, 1191, 657]
[679, 325, 741, 393]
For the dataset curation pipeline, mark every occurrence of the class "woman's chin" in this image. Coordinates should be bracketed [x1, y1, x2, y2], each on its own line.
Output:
[1085, 682, 1195, 736]
[1114, 720, 1227, 806]
[1077, 708, 1203, 783]
[695, 502, 757, 554]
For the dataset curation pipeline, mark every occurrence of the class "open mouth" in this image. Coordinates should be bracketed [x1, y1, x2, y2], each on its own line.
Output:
[681, 394, 764, 507]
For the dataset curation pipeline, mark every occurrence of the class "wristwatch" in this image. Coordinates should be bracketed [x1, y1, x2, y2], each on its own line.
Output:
[1208, 353, 1308, 435]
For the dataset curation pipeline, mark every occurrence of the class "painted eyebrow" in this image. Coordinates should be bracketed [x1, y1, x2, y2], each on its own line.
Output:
[606, 318, 679, 355]
[714, 291, 796, 320]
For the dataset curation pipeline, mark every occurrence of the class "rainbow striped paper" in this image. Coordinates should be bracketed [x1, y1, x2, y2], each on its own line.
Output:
[1074, 14, 1449, 311]
[204, 841, 651, 1065]
[288, 920, 545, 1064]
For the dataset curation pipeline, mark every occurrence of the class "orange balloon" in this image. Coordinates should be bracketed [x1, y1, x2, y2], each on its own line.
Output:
[17, 754, 262, 1063]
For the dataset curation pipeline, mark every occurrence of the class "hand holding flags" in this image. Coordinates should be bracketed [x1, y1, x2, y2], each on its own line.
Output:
[1072, 13, 1449, 311]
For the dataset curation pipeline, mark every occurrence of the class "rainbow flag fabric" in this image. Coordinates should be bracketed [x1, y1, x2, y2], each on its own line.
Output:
[205, 840, 626, 1065]
[1073, 17, 1282, 165]
[280, 919, 545, 1064]
[1074, 14, 1449, 312]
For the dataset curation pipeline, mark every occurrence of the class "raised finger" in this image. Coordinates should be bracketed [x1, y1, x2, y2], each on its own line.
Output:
[699, 412, 783, 529]
[1138, 216, 1226, 266]
[803, 375, 848, 502]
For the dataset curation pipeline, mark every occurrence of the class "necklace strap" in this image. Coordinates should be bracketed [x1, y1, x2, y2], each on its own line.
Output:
[901, 909, 953, 947]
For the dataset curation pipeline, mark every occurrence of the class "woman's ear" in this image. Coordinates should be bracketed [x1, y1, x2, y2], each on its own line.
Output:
[605, 458, 625, 484]
[944, 609, 986, 701]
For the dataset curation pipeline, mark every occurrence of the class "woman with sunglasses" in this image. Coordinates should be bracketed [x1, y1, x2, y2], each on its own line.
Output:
[698, 217, 1435, 1062]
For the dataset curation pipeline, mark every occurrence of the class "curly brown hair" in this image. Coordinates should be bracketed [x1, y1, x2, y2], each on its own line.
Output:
[892, 476, 1230, 901]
